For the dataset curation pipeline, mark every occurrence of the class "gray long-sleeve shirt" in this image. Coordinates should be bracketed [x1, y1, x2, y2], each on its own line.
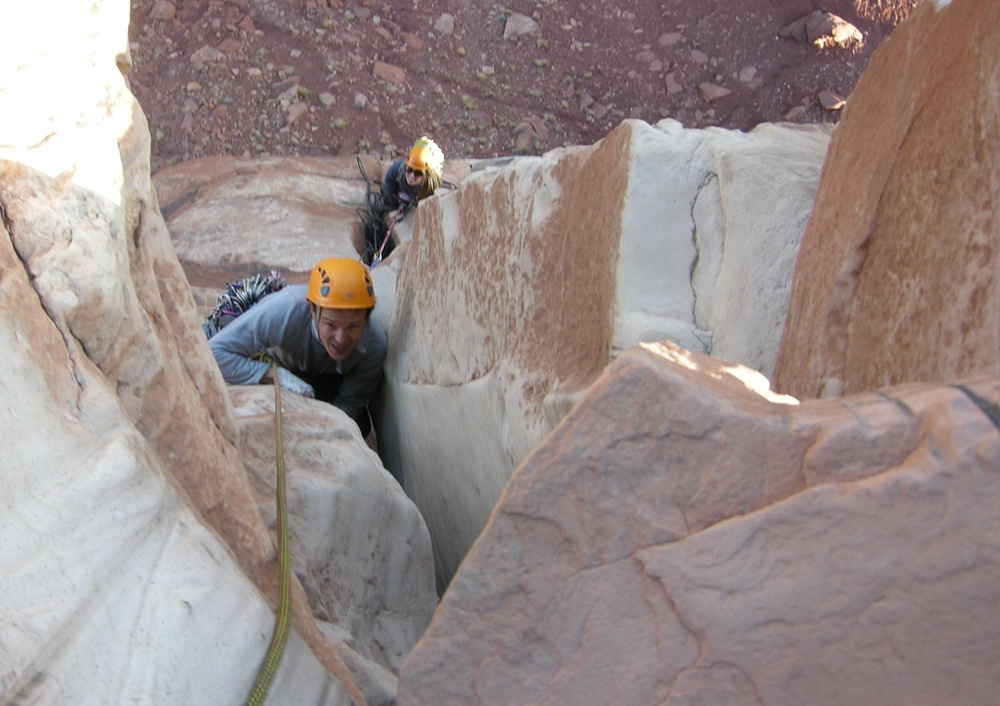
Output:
[208, 284, 387, 420]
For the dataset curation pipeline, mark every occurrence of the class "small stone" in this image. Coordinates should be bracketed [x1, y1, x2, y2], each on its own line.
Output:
[434, 13, 455, 34]
[783, 105, 808, 121]
[216, 38, 241, 55]
[658, 31, 683, 47]
[186, 81, 202, 93]
[664, 73, 683, 96]
[190, 45, 225, 70]
[818, 90, 846, 110]
[287, 103, 309, 124]
[690, 49, 709, 65]
[780, 10, 864, 50]
[739, 66, 758, 83]
[354, 93, 368, 109]
[318, 92, 336, 107]
[399, 31, 424, 50]
[149, 0, 176, 21]
[504, 12, 539, 39]
[373, 61, 406, 85]
[699, 82, 731, 102]
[468, 110, 493, 128]
[514, 116, 547, 153]
[271, 76, 301, 97]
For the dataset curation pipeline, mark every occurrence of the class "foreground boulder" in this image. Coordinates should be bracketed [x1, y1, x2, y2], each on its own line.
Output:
[0, 0, 435, 703]
[397, 342, 1000, 706]
[231, 386, 436, 677]
[775, 0, 1000, 398]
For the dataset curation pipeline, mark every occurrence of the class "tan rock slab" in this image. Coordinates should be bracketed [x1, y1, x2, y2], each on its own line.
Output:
[397, 343, 1000, 706]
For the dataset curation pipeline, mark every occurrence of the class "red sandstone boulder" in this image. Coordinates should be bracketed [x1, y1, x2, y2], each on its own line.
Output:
[775, 0, 1000, 398]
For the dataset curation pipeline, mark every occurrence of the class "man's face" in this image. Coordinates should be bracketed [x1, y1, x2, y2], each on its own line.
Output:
[315, 307, 367, 361]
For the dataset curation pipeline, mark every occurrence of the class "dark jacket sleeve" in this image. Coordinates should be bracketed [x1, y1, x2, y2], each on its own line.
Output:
[381, 159, 403, 209]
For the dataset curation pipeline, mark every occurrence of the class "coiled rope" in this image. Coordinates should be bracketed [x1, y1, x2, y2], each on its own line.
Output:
[244, 360, 292, 706]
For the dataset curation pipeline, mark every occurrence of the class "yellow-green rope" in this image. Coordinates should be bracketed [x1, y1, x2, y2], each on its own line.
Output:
[244, 361, 292, 706]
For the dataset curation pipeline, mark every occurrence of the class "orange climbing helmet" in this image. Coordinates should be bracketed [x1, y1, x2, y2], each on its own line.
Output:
[405, 136, 445, 178]
[306, 258, 375, 309]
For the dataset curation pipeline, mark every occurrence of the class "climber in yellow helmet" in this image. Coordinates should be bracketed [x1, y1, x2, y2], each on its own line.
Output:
[380, 135, 444, 213]
[208, 257, 387, 437]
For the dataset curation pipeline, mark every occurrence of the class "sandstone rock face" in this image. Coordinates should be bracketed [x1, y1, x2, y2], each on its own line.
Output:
[231, 386, 436, 676]
[381, 118, 831, 588]
[774, 0, 1000, 398]
[615, 119, 830, 371]
[397, 342, 1000, 706]
[155, 155, 375, 275]
[1, 1, 434, 703]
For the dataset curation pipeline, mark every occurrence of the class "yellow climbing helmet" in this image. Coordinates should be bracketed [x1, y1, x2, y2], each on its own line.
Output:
[405, 136, 445, 178]
[306, 258, 375, 309]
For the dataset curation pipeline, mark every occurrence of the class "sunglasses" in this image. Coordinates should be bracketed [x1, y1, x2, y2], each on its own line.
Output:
[405, 166, 425, 177]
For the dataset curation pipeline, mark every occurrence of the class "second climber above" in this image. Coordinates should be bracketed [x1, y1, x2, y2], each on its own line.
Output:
[380, 136, 444, 213]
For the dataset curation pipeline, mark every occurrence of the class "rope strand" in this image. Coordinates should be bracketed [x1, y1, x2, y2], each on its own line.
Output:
[244, 360, 292, 706]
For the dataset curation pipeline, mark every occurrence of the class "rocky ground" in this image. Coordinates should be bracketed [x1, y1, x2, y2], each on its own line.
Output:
[128, 0, 919, 174]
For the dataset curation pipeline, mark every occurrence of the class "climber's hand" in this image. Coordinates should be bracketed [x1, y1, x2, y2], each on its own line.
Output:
[275, 367, 315, 398]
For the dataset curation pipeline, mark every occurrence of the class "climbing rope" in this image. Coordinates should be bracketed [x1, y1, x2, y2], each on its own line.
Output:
[244, 360, 292, 706]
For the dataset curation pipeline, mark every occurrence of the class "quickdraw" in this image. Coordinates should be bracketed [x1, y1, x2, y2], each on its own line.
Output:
[370, 209, 403, 268]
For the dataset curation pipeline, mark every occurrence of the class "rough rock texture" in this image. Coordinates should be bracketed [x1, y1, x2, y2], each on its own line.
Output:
[155, 155, 376, 273]
[774, 0, 1000, 398]
[396, 342, 1000, 706]
[614, 119, 830, 371]
[231, 386, 436, 676]
[0, 1, 435, 703]
[381, 118, 830, 588]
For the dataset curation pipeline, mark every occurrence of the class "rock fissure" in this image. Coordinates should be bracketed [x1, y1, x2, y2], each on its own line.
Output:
[953, 384, 1000, 434]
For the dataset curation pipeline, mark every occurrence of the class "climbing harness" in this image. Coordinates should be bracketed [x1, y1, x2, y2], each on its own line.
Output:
[244, 359, 292, 706]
